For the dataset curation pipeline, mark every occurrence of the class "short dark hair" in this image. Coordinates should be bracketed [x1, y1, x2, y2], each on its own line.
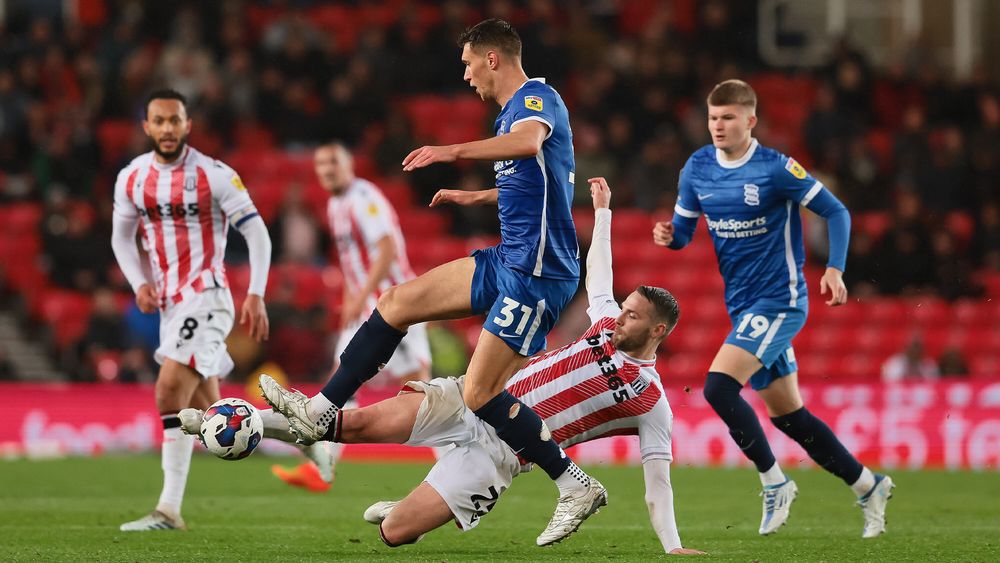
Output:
[637, 285, 680, 336]
[707, 79, 757, 110]
[458, 18, 521, 59]
[318, 139, 351, 155]
[145, 88, 187, 116]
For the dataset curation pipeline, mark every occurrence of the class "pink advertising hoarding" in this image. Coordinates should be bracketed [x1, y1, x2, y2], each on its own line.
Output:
[2, 381, 998, 470]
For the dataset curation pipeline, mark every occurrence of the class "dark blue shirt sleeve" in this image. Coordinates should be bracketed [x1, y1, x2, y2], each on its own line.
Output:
[804, 188, 851, 271]
[668, 164, 700, 250]
[771, 154, 851, 271]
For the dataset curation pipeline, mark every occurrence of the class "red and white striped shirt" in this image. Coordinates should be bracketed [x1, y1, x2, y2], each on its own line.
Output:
[327, 178, 416, 323]
[506, 298, 673, 463]
[112, 146, 258, 309]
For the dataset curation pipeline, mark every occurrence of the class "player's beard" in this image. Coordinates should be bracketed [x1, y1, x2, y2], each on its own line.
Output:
[152, 133, 188, 161]
[611, 330, 643, 353]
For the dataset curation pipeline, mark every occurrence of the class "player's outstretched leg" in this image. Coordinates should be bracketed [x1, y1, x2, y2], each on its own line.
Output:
[703, 371, 796, 535]
[770, 407, 894, 538]
[471, 388, 607, 545]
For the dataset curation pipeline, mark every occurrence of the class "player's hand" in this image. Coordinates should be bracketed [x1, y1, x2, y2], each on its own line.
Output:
[652, 221, 675, 247]
[241, 293, 269, 342]
[339, 293, 366, 329]
[135, 283, 159, 313]
[430, 189, 477, 207]
[588, 177, 611, 209]
[668, 547, 707, 555]
[402, 145, 458, 172]
[820, 267, 848, 306]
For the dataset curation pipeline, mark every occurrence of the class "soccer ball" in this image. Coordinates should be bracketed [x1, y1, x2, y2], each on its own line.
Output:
[200, 398, 263, 460]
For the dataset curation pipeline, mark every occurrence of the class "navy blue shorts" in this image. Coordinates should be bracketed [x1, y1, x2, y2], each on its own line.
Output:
[471, 246, 577, 356]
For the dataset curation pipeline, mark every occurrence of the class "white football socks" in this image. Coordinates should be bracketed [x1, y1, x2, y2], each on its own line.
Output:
[759, 462, 787, 487]
[156, 427, 194, 518]
[259, 408, 295, 443]
[850, 466, 877, 497]
[555, 461, 591, 497]
[307, 393, 336, 423]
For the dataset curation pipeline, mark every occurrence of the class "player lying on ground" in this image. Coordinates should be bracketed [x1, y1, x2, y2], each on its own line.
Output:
[182, 179, 700, 552]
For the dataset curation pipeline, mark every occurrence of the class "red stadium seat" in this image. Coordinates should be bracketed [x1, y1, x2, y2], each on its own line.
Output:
[0, 203, 43, 236]
[399, 210, 449, 238]
[39, 289, 93, 350]
[853, 211, 891, 242]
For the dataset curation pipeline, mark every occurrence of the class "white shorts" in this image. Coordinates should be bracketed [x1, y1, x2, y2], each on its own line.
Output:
[155, 288, 235, 378]
[402, 377, 521, 530]
[336, 320, 431, 380]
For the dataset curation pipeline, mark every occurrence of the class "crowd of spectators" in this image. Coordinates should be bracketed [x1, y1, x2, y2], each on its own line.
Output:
[0, 0, 997, 381]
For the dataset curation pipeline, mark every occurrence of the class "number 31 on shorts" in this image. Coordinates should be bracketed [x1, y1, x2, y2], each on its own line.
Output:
[492, 296, 537, 337]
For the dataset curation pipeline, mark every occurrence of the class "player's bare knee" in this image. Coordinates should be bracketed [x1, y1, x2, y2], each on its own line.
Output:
[376, 285, 409, 327]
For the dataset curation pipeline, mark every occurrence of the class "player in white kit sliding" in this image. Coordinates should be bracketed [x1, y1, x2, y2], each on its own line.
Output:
[257, 179, 704, 553]
[112, 89, 329, 531]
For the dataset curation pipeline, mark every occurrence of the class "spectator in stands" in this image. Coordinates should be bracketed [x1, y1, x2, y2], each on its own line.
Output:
[449, 170, 500, 238]
[270, 182, 325, 265]
[882, 337, 939, 382]
[78, 287, 127, 380]
[929, 231, 980, 301]
[573, 122, 617, 206]
[919, 125, 972, 213]
[970, 92, 1000, 208]
[938, 347, 970, 378]
[843, 230, 880, 298]
[893, 104, 931, 188]
[0, 345, 16, 380]
[973, 203, 1000, 271]
[41, 193, 109, 291]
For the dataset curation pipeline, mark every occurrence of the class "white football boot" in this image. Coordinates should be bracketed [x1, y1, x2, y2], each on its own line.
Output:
[301, 441, 336, 484]
[759, 479, 798, 535]
[363, 501, 399, 524]
[536, 477, 608, 546]
[858, 474, 895, 538]
[258, 374, 331, 445]
[120, 510, 187, 531]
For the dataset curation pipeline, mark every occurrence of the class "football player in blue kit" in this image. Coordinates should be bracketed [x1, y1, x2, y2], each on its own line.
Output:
[653, 80, 894, 539]
[260, 19, 606, 546]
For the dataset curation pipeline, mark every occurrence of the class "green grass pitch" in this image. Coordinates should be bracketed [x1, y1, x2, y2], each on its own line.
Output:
[1, 455, 997, 561]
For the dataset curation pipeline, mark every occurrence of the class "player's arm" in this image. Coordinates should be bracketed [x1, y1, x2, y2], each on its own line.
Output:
[110, 171, 157, 313]
[803, 187, 850, 306]
[585, 177, 614, 306]
[777, 157, 850, 306]
[212, 164, 271, 341]
[641, 460, 705, 555]
[653, 165, 699, 250]
[403, 120, 547, 171]
[429, 188, 498, 208]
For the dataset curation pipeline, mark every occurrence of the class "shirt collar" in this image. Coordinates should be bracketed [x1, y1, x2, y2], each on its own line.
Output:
[715, 137, 759, 169]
